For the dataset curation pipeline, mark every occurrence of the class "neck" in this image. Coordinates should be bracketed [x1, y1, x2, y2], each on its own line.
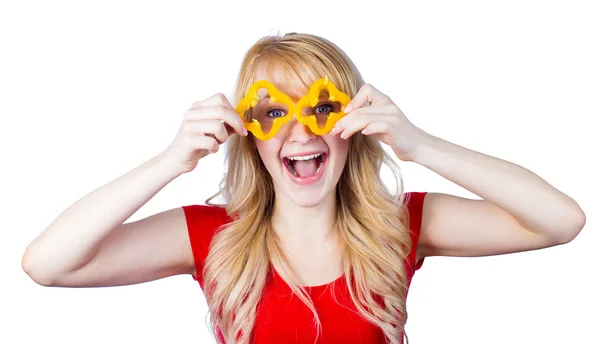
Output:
[270, 189, 339, 247]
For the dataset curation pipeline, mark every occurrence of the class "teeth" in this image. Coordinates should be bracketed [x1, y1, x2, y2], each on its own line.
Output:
[287, 153, 322, 161]
[285, 154, 325, 178]
[315, 159, 324, 174]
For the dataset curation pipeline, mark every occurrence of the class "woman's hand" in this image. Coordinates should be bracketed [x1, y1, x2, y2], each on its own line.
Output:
[329, 83, 429, 162]
[161, 93, 248, 174]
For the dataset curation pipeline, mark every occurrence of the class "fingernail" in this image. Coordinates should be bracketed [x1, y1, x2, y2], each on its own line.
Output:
[244, 128, 248, 136]
[330, 127, 338, 135]
[344, 104, 353, 113]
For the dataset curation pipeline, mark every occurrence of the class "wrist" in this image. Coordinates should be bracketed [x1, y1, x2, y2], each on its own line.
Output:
[154, 152, 185, 179]
[409, 128, 437, 164]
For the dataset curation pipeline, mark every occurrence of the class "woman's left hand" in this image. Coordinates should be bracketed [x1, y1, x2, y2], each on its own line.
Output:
[329, 83, 429, 162]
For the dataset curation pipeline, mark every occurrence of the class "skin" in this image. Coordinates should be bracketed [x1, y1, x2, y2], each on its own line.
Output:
[250, 68, 349, 253]
[252, 67, 587, 273]
[331, 83, 586, 263]
[21, 66, 585, 291]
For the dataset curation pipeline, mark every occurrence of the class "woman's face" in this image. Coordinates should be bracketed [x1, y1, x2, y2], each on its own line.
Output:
[250, 71, 350, 208]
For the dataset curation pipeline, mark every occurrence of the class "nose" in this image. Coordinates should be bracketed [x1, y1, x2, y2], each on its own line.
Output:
[282, 115, 317, 143]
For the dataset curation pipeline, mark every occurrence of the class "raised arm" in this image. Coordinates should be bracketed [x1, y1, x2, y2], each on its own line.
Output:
[326, 82, 586, 261]
[413, 134, 586, 262]
[22, 93, 247, 287]
[21, 153, 188, 286]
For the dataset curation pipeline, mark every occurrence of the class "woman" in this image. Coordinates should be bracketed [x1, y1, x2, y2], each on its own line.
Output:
[22, 33, 586, 344]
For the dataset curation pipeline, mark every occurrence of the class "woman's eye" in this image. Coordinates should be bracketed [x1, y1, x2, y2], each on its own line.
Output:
[267, 108, 286, 118]
[314, 103, 334, 114]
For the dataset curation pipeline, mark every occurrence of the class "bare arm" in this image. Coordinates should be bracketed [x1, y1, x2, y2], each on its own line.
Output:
[413, 134, 585, 262]
[22, 94, 247, 287]
[22, 152, 186, 286]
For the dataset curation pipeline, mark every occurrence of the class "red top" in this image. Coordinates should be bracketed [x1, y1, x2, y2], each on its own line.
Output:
[182, 191, 427, 344]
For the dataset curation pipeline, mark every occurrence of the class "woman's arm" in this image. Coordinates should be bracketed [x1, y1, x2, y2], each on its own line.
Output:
[413, 133, 586, 261]
[22, 153, 183, 285]
[22, 94, 247, 286]
[329, 82, 585, 260]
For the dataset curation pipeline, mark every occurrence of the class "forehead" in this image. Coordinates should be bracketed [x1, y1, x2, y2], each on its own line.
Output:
[252, 65, 308, 100]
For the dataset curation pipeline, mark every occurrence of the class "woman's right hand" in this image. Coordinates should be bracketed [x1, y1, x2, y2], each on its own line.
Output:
[161, 93, 248, 175]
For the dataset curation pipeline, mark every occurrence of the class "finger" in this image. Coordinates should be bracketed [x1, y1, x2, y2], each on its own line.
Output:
[332, 106, 389, 134]
[185, 119, 229, 144]
[223, 122, 236, 137]
[190, 135, 220, 153]
[360, 120, 393, 136]
[218, 106, 248, 137]
[344, 83, 389, 113]
[191, 93, 234, 109]
[339, 114, 390, 139]
[184, 105, 247, 136]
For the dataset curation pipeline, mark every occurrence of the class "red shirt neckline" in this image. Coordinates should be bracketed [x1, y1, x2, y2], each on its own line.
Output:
[271, 265, 346, 292]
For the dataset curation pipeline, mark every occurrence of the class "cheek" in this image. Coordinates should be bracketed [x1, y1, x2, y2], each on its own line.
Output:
[255, 140, 282, 165]
[328, 136, 350, 155]
[323, 137, 350, 170]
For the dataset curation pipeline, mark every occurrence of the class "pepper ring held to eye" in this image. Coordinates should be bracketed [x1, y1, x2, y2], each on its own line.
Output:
[235, 77, 351, 140]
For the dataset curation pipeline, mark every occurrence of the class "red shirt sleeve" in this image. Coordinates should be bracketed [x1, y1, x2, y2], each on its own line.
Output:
[181, 204, 232, 289]
[403, 191, 427, 271]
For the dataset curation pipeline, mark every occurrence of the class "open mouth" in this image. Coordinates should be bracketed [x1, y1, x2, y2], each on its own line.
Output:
[282, 152, 327, 178]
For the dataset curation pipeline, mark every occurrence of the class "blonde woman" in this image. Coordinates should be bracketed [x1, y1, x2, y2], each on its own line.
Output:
[22, 33, 586, 344]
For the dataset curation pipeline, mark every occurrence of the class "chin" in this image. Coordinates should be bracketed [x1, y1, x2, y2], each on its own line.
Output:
[284, 188, 332, 208]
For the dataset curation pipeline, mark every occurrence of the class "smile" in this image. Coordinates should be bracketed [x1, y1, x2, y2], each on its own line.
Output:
[281, 152, 327, 185]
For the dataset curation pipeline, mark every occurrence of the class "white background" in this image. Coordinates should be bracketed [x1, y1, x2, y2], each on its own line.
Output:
[1, 0, 598, 343]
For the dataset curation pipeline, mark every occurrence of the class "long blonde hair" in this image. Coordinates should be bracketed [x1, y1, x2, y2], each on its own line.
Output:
[204, 32, 412, 344]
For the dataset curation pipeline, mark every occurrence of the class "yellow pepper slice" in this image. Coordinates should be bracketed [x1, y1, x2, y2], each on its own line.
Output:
[235, 77, 351, 140]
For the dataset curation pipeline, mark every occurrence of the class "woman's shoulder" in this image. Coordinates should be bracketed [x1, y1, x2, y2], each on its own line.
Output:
[402, 191, 428, 271]
[181, 204, 233, 231]
[181, 204, 232, 285]
[402, 191, 427, 205]
[401, 191, 428, 229]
